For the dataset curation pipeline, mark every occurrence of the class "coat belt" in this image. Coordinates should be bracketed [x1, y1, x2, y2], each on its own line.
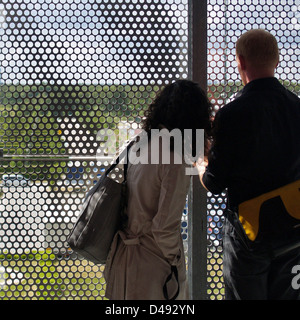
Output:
[119, 230, 140, 246]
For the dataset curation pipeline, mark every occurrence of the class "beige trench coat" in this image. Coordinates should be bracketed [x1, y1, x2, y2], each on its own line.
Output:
[104, 132, 191, 300]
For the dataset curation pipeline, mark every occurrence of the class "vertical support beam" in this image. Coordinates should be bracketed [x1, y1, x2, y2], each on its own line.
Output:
[188, 0, 208, 300]
[188, 0, 208, 89]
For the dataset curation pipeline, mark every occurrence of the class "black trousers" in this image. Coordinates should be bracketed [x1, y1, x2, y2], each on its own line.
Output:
[223, 208, 300, 300]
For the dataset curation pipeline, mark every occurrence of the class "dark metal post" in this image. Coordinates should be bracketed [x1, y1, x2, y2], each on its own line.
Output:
[188, 0, 208, 300]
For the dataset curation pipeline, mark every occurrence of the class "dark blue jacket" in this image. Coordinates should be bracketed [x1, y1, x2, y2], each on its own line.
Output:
[203, 77, 300, 209]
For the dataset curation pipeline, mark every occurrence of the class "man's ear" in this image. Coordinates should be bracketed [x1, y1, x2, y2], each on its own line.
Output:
[237, 54, 247, 71]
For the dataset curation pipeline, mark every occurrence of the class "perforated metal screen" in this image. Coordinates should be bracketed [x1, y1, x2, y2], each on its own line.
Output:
[206, 0, 300, 300]
[0, 0, 299, 300]
[0, 0, 190, 300]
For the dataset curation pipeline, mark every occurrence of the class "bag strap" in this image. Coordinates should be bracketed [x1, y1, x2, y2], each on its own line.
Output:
[163, 265, 180, 300]
[105, 140, 135, 180]
[84, 140, 135, 201]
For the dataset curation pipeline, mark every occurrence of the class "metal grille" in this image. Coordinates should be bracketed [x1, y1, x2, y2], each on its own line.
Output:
[207, 0, 300, 300]
[0, 0, 189, 300]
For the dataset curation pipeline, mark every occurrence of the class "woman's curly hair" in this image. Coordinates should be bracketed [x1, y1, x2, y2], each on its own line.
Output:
[142, 79, 213, 155]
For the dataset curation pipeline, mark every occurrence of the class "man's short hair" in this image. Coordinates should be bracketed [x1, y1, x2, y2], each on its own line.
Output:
[236, 29, 279, 69]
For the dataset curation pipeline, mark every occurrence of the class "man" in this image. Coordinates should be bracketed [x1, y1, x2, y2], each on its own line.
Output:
[199, 29, 300, 299]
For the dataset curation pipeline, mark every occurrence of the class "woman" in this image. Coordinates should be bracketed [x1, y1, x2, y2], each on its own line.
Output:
[104, 80, 212, 300]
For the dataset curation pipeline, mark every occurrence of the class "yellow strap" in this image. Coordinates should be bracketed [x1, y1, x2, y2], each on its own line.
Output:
[238, 180, 300, 241]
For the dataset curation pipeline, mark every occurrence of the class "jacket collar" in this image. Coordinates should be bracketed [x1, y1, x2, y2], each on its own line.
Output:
[240, 77, 281, 95]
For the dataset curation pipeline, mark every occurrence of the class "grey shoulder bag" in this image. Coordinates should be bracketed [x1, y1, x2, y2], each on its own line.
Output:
[67, 140, 134, 264]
